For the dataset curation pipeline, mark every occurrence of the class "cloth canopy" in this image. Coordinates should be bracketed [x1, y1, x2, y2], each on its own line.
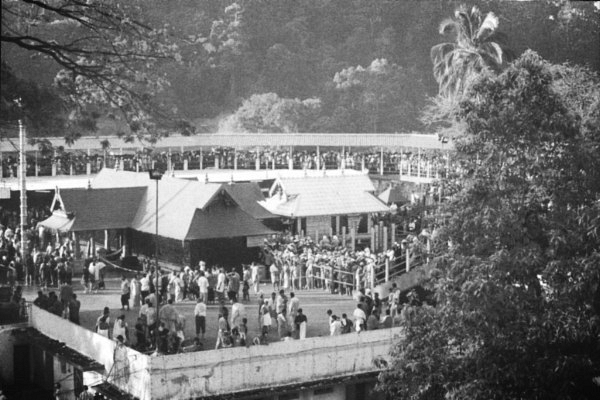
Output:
[37, 212, 74, 233]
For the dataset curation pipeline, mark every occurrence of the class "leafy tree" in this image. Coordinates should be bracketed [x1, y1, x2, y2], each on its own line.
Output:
[1, 0, 191, 143]
[323, 58, 425, 132]
[431, 5, 508, 99]
[378, 51, 600, 400]
[220, 92, 321, 133]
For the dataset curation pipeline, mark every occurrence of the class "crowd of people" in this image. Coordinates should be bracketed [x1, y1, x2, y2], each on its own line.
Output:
[74, 232, 417, 355]
[1, 147, 455, 178]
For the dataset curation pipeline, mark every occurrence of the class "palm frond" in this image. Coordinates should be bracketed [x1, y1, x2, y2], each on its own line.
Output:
[439, 18, 458, 35]
[476, 12, 499, 43]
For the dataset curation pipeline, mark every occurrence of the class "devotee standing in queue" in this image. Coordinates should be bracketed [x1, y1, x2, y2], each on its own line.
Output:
[251, 262, 260, 293]
[294, 308, 307, 339]
[120, 276, 130, 311]
[197, 271, 209, 303]
[194, 298, 206, 340]
[131, 274, 141, 308]
[113, 315, 129, 344]
[140, 273, 150, 303]
[96, 307, 111, 338]
[287, 292, 300, 335]
[68, 294, 80, 325]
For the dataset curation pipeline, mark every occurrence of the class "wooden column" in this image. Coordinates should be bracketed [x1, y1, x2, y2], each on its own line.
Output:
[335, 216, 340, 236]
[380, 147, 384, 175]
[406, 248, 410, 272]
[255, 148, 260, 170]
[350, 227, 356, 251]
[391, 223, 396, 247]
[200, 147, 204, 170]
[288, 146, 293, 170]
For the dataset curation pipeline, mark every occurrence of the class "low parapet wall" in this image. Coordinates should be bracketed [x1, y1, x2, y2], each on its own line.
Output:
[30, 306, 402, 400]
[30, 306, 151, 399]
[149, 328, 403, 400]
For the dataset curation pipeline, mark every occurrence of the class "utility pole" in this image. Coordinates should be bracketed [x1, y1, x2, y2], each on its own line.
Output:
[17, 100, 28, 260]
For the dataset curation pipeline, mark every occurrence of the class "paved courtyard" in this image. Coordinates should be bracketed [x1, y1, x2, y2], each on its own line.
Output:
[21, 273, 362, 351]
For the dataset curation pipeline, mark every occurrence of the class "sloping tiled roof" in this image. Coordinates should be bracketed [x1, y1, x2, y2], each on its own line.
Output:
[185, 199, 275, 240]
[130, 177, 223, 241]
[222, 183, 275, 220]
[56, 187, 146, 231]
[262, 174, 389, 217]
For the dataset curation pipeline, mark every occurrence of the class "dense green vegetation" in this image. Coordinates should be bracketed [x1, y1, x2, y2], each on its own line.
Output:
[377, 50, 600, 400]
[1, 0, 598, 139]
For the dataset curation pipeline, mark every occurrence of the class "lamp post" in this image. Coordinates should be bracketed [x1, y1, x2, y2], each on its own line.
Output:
[148, 169, 163, 353]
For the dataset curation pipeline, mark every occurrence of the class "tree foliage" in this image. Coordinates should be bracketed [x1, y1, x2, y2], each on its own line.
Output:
[431, 5, 509, 98]
[219, 92, 321, 133]
[1, 0, 192, 143]
[377, 51, 600, 400]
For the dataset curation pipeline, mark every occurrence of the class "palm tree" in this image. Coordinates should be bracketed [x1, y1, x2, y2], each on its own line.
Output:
[431, 5, 507, 98]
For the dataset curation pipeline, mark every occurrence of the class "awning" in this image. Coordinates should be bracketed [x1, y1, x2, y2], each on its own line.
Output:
[37, 212, 74, 232]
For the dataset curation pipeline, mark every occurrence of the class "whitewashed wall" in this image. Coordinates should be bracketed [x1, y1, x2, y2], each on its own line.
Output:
[148, 328, 403, 400]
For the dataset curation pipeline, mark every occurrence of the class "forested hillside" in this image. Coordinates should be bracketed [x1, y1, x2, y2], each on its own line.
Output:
[1, 0, 598, 138]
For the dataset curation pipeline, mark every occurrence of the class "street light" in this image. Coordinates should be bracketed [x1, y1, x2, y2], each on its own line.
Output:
[148, 169, 163, 353]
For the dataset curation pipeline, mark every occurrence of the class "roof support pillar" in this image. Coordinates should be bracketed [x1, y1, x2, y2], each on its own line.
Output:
[199, 147, 203, 170]
[316, 146, 320, 170]
[288, 146, 293, 170]
[380, 147, 384, 175]
[255, 148, 260, 170]
[417, 147, 421, 178]
[234, 148, 238, 170]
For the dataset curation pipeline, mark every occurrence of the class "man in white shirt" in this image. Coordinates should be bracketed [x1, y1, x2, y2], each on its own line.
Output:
[231, 300, 246, 330]
[197, 272, 209, 303]
[330, 315, 342, 336]
[193, 298, 206, 339]
[216, 268, 226, 303]
[140, 274, 150, 302]
[353, 304, 367, 332]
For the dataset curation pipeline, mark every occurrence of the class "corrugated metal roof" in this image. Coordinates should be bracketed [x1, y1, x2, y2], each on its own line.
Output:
[262, 175, 389, 217]
[1, 133, 452, 152]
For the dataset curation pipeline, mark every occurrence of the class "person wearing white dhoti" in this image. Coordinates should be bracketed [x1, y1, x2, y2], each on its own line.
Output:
[294, 308, 307, 339]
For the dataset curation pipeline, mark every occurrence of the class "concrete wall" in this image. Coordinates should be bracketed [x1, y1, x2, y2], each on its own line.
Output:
[29, 307, 401, 400]
[0, 327, 17, 383]
[30, 306, 151, 400]
[149, 327, 403, 400]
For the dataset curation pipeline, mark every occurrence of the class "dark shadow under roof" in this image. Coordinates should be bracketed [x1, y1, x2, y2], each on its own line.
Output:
[12, 327, 105, 372]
